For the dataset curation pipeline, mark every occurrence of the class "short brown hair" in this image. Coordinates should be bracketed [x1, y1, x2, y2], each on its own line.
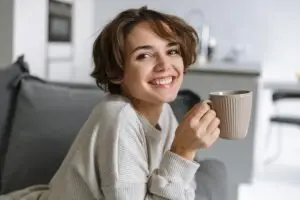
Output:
[91, 6, 199, 94]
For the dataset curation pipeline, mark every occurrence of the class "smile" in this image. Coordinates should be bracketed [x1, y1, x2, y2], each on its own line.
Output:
[149, 76, 175, 88]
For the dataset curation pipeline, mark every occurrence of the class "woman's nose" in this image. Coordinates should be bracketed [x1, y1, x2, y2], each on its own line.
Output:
[154, 55, 171, 72]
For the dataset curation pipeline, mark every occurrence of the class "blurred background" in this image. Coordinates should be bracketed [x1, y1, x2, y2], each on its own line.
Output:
[1, 0, 300, 200]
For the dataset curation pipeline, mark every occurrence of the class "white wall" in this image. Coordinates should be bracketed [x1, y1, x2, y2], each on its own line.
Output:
[72, 0, 95, 83]
[47, 0, 95, 83]
[13, 0, 48, 78]
[0, 0, 14, 67]
[263, 0, 300, 80]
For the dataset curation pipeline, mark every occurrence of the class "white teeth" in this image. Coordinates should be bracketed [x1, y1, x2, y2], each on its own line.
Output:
[153, 77, 172, 85]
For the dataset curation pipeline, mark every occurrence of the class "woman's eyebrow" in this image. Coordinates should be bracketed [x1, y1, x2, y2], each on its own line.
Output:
[129, 45, 153, 55]
[129, 42, 179, 55]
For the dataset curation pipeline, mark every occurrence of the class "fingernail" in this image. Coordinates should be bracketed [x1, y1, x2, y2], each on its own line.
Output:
[203, 100, 212, 108]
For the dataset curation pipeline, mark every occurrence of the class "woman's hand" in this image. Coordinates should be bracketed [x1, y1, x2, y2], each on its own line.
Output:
[171, 101, 220, 160]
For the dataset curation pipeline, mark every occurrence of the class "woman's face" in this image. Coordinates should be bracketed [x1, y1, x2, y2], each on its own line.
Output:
[120, 21, 184, 105]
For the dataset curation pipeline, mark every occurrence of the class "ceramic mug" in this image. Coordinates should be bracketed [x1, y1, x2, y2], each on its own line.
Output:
[209, 90, 253, 140]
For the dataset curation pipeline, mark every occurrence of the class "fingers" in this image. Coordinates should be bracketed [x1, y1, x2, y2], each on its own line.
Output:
[209, 128, 220, 144]
[206, 117, 220, 134]
[194, 110, 218, 138]
[184, 101, 211, 121]
[175, 98, 220, 152]
[199, 109, 217, 128]
[200, 128, 220, 148]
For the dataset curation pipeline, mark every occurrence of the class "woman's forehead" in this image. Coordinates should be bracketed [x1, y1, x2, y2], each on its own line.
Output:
[125, 21, 176, 48]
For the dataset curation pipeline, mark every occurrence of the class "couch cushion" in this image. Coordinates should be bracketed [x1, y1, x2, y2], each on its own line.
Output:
[0, 63, 24, 153]
[0, 57, 28, 192]
[1, 77, 105, 194]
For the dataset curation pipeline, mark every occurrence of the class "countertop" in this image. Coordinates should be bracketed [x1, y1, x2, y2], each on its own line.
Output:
[263, 80, 300, 91]
[187, 61, 262, 76]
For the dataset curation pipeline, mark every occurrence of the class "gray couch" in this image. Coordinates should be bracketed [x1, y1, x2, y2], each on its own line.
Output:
[0, 56, 227, 200]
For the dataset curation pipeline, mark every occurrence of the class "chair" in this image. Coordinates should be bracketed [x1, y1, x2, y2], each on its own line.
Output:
[270, 90, 300, 125]
[170, 89, 201, 121]
[264, 90, 300, 164]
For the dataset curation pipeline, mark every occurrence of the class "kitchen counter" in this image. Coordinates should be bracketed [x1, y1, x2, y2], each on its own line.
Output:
[188, 61, 262, 76]
[263, 80, 300, 91]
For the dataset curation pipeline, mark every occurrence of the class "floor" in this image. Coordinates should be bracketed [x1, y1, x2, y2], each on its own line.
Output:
[239, 180, 300, 200]
[238, 143, 300, 200]
[238, 122, 300, 200]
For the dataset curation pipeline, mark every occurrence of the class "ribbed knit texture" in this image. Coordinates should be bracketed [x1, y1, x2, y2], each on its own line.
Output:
[0, 95, 200, 200]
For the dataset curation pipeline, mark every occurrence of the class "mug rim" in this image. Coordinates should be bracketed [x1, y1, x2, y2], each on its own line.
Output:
[209, 90, 252, 97]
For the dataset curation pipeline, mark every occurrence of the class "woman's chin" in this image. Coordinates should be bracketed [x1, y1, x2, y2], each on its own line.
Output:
[154, 92, 178, 103]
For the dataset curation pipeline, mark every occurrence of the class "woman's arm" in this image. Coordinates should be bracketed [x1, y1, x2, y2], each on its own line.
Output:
[98, 118, 200, 200]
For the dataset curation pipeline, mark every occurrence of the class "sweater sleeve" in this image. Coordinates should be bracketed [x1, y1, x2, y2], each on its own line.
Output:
[98, 108, 200, 200]
[147, 151, 200, 199]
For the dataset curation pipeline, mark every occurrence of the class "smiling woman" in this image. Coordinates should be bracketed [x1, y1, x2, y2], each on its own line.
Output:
[1, 6, 221, 200]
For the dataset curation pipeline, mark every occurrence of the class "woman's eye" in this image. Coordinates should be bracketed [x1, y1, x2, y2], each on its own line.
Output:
[136, 53, 151, 60]
[168, 49, 180, 56]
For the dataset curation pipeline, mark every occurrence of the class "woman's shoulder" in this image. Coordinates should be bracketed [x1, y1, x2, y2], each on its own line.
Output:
[95, 94, 132, 112]
[82, 95, 144, 148]
[89, 94, 139, 128]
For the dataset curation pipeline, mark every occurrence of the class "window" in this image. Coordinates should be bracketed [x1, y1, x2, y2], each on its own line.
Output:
[48, 0, 72, 42]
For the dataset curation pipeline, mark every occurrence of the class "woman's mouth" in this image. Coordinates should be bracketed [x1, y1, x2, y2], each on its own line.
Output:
[149, 76, 176, 88]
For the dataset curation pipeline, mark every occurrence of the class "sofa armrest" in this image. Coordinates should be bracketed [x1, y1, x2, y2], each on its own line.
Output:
[195, 159, 228, 200]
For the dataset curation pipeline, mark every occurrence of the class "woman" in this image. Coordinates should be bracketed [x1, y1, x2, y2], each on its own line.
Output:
[1, 6, 220, 200]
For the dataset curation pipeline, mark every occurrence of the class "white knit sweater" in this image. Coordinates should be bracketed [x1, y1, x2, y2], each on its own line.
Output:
[0, 95, 200, 200]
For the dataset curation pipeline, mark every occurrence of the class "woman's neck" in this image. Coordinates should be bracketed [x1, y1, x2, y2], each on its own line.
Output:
[130, 98, 163, 126]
